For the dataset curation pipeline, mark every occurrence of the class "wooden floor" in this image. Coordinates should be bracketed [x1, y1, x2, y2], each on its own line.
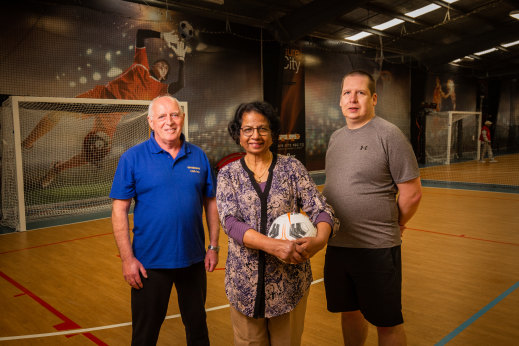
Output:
[1, 186, 519, 345]
[420, 153, 519, 186]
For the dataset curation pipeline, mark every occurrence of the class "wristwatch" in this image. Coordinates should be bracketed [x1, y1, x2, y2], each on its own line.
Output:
[208, 245, 220, 253]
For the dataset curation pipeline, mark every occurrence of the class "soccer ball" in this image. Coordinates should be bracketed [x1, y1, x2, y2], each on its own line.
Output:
[178, 21, 194, 40]
[268, 213, 317, 241]
[82, 131, 112, 164]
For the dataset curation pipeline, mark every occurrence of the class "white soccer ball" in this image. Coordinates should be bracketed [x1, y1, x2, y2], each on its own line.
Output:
[268, 212, 317, 241]
[178, 21, 194, 40]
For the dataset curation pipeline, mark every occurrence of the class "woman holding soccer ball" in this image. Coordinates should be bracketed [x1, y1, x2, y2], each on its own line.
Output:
[216, 101, 338, 345]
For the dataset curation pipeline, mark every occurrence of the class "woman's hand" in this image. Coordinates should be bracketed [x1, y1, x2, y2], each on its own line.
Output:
[271, 238, 306, 264]
[295, 222, 331, 260]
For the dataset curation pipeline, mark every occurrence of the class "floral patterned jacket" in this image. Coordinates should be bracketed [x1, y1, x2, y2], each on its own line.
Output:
[216, 154, 337, 318]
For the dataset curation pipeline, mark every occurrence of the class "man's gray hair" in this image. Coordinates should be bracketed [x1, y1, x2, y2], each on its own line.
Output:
[148, 94, 184, 120]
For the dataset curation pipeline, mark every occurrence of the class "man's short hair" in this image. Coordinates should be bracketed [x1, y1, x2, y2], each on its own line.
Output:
[148, 94, 184, 120]
[342, 70, 376, 96]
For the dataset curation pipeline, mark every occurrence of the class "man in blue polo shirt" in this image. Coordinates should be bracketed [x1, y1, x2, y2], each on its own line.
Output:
[110, 94, 220, 346]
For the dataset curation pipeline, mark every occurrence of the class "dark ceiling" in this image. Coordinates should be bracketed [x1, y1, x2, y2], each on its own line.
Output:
[123, 0, 519, 78]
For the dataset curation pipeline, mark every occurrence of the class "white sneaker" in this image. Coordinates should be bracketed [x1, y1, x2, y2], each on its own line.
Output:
[490, 159, 498, 163]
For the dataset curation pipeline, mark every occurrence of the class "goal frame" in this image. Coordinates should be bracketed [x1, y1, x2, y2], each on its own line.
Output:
[6, 96, 189, 232]
[445, 111, 482, 164]
[427, 110, 482, 164]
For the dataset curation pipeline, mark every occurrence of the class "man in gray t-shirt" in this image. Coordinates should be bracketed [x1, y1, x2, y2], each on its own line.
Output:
[323, 70, 422, 345]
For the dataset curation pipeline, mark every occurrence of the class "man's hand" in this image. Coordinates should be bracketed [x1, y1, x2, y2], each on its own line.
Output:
[122, 257, 147, 289]
[205, 248, 219, 272]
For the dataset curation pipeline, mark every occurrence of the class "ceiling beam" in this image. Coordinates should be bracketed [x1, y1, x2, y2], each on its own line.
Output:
[416, 19, 519, 66]
[272, 0, 371, 42]
[359, 4, 428, 26]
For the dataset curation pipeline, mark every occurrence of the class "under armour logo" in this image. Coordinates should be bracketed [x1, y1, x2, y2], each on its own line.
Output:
[360, 145, 368, 150]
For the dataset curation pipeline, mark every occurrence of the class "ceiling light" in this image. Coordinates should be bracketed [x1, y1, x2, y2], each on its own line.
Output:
[406, 4, 440, 18]
[502, 40, 519, 47]
[510, 10, 519, 20]
[443, 0, 459, 3]
[474, 47, 498, 56]
[372, 18, 404, 31]
[345, 31, 372, 41]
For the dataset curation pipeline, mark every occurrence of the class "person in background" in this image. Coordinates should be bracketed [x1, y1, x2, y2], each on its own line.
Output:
[480, 120, 497, 163]
[110, 95, 219, 346]
[323, 70, 422, 346]
[216, 101, 338, 345]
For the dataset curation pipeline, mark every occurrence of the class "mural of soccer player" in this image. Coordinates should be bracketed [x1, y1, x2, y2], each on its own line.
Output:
[442, 78, 456, 111]
[432, 77, 445, 112]
[22, 25, 191, 188]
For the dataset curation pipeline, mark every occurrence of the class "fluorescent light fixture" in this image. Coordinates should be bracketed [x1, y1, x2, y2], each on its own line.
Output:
[502, 40, 519, 47]
[510, 10, 519, 20]
[451, 55, 474, 63]
[474, 47, 498, 56]
[372, 18, 404, 31]
[345, 31, 372, 41]
[344, 0, 460, 42]
[406, 4, 440, 18]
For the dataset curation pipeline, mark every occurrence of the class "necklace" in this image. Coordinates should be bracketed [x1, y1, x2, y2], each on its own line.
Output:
[246, 152, 272, 183]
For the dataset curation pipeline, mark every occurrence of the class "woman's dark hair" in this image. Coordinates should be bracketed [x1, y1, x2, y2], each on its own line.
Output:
[228, 101, 281, 148]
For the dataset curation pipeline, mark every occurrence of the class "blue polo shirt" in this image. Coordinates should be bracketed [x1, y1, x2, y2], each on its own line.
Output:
[110, 132, 215, 269]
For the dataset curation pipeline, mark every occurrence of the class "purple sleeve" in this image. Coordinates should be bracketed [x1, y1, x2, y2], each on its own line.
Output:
[315, 211, 333, 228]
[225, 215, 253, 246]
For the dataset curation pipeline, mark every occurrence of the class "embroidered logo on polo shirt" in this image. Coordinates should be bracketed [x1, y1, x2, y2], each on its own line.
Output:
[360, 145, 368, 150]
[188, 166, 200, 173]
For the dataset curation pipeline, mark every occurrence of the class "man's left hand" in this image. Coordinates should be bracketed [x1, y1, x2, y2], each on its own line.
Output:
[205, 248, 219, 272]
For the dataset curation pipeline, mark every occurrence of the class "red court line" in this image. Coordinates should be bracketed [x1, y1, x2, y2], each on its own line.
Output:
[407, 227, 519, 246]
[0, 270, 107, 345]
[0, 233, 112, 255]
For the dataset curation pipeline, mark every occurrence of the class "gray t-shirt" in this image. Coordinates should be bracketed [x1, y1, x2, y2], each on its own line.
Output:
[323, 116, 419, 248]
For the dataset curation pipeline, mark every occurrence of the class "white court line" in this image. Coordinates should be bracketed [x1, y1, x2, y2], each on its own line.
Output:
[0, 279, 324, 341]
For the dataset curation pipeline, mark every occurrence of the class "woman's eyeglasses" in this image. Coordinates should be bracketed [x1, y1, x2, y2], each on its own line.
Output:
[240, 126, 271, 137]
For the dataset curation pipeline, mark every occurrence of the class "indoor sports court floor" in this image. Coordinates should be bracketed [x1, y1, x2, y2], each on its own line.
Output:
[1, 155, 518, 345]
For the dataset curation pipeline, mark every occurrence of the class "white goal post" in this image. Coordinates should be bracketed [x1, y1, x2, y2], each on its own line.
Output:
[2, 96, 188, 232]
[445, 111, 482, 164]
[425, 111, 482, 164]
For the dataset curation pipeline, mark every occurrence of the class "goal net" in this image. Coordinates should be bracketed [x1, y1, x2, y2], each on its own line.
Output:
[425, 111, 482, 164]
[1, 96, 188, 232]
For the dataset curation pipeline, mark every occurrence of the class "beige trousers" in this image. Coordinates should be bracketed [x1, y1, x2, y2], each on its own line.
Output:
[229, 288, 310, 346]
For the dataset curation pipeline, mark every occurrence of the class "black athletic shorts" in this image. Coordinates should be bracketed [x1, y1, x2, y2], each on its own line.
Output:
[323, 245, 403, 327]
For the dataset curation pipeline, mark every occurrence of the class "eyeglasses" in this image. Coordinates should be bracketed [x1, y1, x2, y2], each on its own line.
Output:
[240, 126, 271, 137]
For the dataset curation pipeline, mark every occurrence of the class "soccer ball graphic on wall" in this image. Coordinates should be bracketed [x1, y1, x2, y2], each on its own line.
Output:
[179, 21, 194, 40]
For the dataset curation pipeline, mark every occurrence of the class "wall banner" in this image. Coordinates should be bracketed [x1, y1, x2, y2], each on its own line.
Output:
[278, 45, 306, 164]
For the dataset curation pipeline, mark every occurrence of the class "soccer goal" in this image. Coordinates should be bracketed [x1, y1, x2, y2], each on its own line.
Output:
[1, 96, 188, 232]
[424, 111, 482, 164]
